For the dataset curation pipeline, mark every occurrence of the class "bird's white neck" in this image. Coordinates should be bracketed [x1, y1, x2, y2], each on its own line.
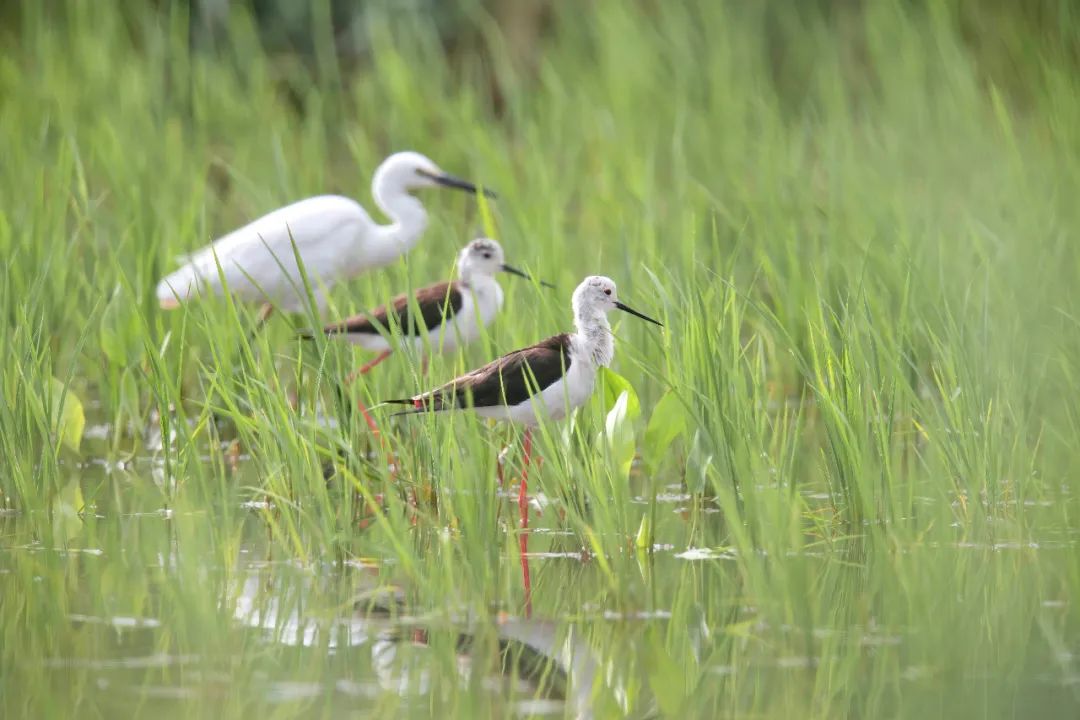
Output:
[573, 311, 614, 367]
[371, 186, 429, 260]
[459, 266, 497, 289]
[458, 273, 504, 329]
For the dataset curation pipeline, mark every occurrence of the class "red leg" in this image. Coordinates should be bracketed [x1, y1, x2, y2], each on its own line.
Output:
[356, 393, 398, 478]
[518, 430, 533, 521]
[356, 398, 381, 435]
[345, 349, 392, 385]
[342, 348, 396, 475]
[518, 429, 533, 618]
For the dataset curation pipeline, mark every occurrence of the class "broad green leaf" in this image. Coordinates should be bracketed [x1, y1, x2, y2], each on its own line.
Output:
[50, 377, 85, 453]
[119, 367, 141, 422]
[685, 429, 714, 494]
[600, 390, 636, 479]
[635, 512, 652, 549]
[644, 390, 687, 473]
[54, 478, 85, 544]
[599, 366, 641, 421]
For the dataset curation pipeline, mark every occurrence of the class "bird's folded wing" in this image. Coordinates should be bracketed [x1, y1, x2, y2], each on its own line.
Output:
[422, 333, 573, 410]
[324, 281, 463, 336]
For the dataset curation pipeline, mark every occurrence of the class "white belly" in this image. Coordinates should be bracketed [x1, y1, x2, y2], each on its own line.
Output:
[474, 360, 597, 427]
[344, 283, 502, 356]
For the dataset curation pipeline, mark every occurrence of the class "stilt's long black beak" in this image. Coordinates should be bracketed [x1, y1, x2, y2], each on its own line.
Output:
[433, 172, 497, 199]
[501, 264, 556, 289]
[615, 301, 663, 327]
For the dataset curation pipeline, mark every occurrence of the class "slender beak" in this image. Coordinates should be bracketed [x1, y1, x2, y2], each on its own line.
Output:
[500, 264, 555, 289]
[433, 172, 498, 199]
[615, 301, 663, 327]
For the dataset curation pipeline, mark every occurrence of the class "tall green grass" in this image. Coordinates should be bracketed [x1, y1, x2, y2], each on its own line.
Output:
[2, 0, 1080, 717]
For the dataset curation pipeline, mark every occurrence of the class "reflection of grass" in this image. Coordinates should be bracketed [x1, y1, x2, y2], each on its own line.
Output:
[2, 0, 1080, 716]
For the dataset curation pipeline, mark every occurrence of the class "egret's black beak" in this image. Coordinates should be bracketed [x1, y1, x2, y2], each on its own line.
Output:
[500, 264, 556, 289]
[433, 172, 498, 199]
[615, 301, 663, 327]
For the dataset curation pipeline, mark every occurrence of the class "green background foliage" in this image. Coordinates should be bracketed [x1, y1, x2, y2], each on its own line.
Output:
[2, 0, 1079, 717]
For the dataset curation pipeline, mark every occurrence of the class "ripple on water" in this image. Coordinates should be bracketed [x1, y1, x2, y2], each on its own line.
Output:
[675, 547, 737, 561]
[43, 652, 199, 670]
[67, 614, 162, 629]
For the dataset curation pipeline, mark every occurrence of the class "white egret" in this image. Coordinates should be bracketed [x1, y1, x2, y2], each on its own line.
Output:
[155, 151, 496, 319]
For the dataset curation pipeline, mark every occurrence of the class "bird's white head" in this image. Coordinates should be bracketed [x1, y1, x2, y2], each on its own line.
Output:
[572, 276, 619, 319]
[372, 151, 496, 198]
[571, 275, 663, 328]
[457, 238, 506, 279]
[456, 237, 554, 288]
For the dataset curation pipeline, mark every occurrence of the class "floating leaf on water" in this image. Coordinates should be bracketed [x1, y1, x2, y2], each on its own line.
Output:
[49, 377, 85, 453]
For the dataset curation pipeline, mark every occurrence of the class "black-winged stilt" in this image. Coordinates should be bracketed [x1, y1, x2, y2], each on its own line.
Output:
[385, 275, 662, 614]
[317, 238, 552, 383]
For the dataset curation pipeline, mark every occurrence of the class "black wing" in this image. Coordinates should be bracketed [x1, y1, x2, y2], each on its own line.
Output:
[324, 281, 463, 337]
[414, 333, 573, 411]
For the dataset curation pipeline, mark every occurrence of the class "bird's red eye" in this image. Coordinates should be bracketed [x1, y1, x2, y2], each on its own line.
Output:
[604, 289, 612, 295]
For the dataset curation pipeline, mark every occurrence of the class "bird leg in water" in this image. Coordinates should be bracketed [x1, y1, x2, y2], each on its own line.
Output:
[518, 428, 533, 618]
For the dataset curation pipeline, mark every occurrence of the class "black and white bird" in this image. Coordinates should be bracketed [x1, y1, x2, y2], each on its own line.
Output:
[386, 275, 662, 424]
[315, 238, 551, 380]
[386, 274, 661, 516]
[384, 274, 662, 616]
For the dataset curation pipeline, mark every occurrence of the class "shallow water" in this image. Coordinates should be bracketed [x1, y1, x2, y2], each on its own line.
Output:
[3, 414, 1080, 719]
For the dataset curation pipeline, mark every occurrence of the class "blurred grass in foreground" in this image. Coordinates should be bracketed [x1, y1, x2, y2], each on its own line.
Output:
[2, 0, 1080, 717]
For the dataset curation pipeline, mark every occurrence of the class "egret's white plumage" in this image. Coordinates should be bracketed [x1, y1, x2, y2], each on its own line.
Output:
[156, 151, 493, 313]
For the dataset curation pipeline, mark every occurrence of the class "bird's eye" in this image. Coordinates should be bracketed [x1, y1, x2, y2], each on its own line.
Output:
[482, 252, 492, 259]
[604, 289, 612, 296]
